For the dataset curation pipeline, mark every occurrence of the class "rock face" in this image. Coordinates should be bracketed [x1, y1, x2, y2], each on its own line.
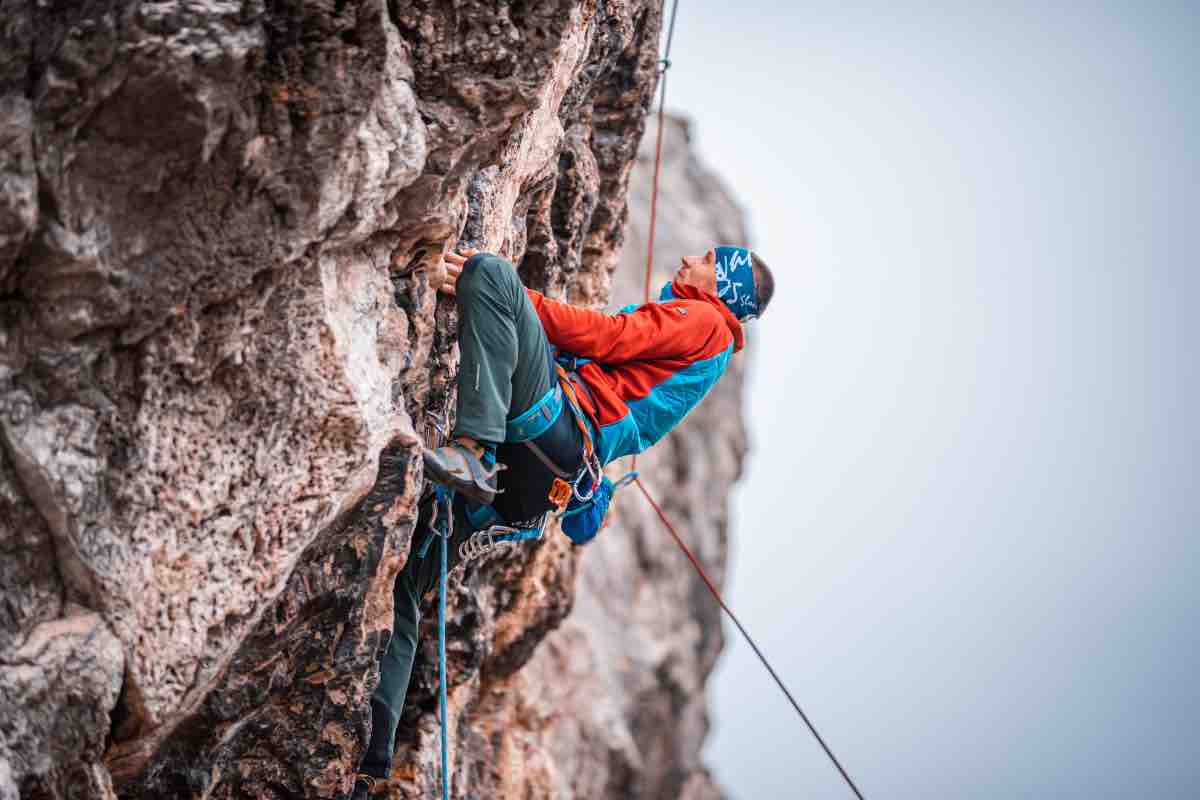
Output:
[0, 0, 749, 796]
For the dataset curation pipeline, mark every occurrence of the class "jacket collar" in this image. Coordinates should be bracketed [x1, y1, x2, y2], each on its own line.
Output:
[669, 281, 746, 353]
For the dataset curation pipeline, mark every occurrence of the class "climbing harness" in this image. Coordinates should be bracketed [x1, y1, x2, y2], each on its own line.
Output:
[503, 347, 603, 508]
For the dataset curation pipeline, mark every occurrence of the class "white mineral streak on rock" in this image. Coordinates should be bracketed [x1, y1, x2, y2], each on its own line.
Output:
[0, 95, 36, 284]
[0, 608, 124, 800]
[323, 17, 427, 245]
[0, 399, 119, 607]
[478, 7, 590, 253]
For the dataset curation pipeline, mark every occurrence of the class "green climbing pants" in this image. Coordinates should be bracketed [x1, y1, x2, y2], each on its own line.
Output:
[360, 491, 472, 778]
[451, 253, 557, 444]
[361, 253, 564, 777]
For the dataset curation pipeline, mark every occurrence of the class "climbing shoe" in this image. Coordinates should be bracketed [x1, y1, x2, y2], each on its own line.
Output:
[422, 441, 504, 504]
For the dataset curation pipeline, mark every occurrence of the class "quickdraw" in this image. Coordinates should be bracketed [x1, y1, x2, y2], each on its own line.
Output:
[457, 524, 518, 562]
[455, 514, 548, 571]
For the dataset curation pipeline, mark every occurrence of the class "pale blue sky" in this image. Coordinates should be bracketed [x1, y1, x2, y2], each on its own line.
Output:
[654, 3, 1199, 798]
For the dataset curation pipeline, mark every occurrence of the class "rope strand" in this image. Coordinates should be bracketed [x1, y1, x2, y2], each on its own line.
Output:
[630, 2, 866, 796]
[437, 490, 451, 800]
[633, 479, 866, 800]
[641, 0, 681, 306]
[634, 0, 682, 474]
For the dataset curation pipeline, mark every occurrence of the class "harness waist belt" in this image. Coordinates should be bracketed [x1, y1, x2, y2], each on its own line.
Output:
[504, 384, 563, 444]
[503, 377, 579, 479]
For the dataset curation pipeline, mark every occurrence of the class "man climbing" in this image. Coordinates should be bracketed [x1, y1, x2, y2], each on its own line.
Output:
[350, 244, 774, 797]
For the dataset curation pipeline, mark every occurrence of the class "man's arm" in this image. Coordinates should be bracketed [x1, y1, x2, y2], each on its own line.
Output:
[526, 288, 727, 364]
[439, 249, 731, 364]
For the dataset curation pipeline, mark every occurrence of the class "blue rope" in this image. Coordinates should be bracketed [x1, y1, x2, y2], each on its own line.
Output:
[434, 486, 452, 800]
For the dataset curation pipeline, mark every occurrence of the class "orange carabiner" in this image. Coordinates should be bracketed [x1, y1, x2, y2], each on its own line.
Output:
[548, 478, 573, 511]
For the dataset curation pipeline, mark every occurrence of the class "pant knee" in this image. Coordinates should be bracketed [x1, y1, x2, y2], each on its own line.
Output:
[458, 253, 517, 303]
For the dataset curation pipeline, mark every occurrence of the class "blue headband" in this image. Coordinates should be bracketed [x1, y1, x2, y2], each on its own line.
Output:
[658, 246, 758, 320]
[714, 245, 758, 320]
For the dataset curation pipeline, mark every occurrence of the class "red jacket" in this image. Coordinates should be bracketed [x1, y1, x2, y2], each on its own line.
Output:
[526, 282, 745, 464]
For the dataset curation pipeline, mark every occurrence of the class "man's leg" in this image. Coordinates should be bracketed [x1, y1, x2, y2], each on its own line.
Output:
[453, 252, 585, 523]
[422, 253, 554, 502]
[358, 493, 474, 782]
[356, 254, 559, 788]
[358, 564, 419, 780]
[453, 253, 555, 443]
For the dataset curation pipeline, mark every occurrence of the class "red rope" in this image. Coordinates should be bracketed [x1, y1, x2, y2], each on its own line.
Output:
[627, 4, 866, 797]
[642, 67, 669, 306]
[632, 478, 866, 800]
[633, 478, 721, 600]
[633, 19, 676, 473]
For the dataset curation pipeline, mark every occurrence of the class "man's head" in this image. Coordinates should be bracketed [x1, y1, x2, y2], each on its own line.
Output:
[675, 246, 775, 321]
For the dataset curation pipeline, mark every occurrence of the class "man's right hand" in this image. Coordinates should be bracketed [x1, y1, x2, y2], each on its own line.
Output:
[439, 248, 480, 295]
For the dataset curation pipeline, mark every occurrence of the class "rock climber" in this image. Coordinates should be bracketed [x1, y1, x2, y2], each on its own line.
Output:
[350, 244, 774, 797]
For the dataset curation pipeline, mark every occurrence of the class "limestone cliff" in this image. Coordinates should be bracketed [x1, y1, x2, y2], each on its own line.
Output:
[0, 2, 748, 797]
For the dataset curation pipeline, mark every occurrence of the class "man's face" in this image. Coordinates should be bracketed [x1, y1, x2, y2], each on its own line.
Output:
[674, 248, 719, 295]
